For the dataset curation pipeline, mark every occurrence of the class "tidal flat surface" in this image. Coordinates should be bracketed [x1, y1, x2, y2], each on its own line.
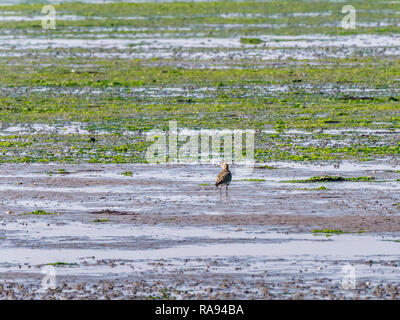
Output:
[0, 0, 400, 299]
[0, 163, 400, 299]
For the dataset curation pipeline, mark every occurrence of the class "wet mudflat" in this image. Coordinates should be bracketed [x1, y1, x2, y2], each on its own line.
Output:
[1, 163, 400, 299]
[1, 0, 400, 300]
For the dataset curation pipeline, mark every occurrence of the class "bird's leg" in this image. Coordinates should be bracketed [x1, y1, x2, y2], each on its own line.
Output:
[219, 187, 222, 201]
[226, 185, 228, 198]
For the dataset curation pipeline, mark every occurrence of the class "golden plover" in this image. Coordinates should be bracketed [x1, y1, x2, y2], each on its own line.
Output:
[215, 162, 232, 199]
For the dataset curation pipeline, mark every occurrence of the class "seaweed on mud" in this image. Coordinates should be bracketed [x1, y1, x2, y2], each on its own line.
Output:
[283, 176, 375, 183]
[47, 262, 78, 267]
[312, 229, 365, 237]
[46, 168, 72, 175]
[26, 210, 58, 215]
[121, 171, 133, 176]
[89, 209, 137, 216]
[294, 186, 329, 191]
[0, 2, 399, 165]
[313, 229, 344, 234]
[254, 165, 278, 170]
[91, 219, 110, 223]
[240, 37, 264, 45]
[313, 229, 366, 235]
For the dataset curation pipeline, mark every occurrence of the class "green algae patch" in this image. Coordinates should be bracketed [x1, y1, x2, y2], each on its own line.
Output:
[240, 37, 264, 45]
[122, 171, 133, 176]
[47, 262, 78, 267]
[283, 176, 375, 183]
[313, 229, 366, 236]
[313, 229, 344, 234]
[295, 186, 329, 191]
[238, 178, 266, 182]
[46, 168, 72, 175]
[27, 210, 59, 215]
[255, 165, 278, 170]
[91, 219, 110, 223]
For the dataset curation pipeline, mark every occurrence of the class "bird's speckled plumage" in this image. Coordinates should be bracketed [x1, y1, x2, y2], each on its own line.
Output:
[216, 162, 232, 187]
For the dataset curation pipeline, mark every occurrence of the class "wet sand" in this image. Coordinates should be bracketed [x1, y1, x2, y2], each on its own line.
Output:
[1, 163, 400, 299]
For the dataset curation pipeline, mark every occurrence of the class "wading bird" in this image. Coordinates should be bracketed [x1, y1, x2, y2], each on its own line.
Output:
[215, 162, 232, 199]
